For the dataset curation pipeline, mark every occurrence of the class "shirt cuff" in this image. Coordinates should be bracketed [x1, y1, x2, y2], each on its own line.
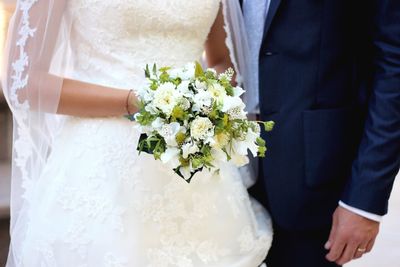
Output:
[339, 201, 383, 222]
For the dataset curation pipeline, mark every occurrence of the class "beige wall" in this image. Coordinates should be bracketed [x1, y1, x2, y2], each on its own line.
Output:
[0, 2, 14, 77]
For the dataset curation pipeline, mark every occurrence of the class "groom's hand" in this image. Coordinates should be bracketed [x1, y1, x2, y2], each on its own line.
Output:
[325, 206, 380, 265]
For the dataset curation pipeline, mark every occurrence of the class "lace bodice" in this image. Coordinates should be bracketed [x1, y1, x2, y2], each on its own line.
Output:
[60, 0, 220, 89]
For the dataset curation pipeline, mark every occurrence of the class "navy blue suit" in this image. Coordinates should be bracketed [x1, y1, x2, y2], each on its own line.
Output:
[247, 0, 400, 266]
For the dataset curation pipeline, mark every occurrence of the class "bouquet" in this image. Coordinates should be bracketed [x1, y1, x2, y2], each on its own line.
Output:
[133, 62, 274, 182]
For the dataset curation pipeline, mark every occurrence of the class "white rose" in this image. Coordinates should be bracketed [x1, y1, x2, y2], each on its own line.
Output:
[177, 97, 191, 111]
[153, 82, 181, 116]
[190, 117, 214, 141]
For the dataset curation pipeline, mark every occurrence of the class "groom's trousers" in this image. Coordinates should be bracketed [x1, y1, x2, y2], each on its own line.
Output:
[249, 164, 341, 267]
[265, 225, 341, 267]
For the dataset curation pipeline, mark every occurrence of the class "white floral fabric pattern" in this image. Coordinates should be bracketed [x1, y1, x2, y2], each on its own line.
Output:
[19, 0, 273, 266]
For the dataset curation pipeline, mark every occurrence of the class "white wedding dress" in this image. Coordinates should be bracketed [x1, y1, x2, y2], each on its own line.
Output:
[18, 0, 273, 266]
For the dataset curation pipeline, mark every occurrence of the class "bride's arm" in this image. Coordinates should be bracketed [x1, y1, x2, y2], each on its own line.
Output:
[205, 6, 235, 77]
[56, 79, 138, 117]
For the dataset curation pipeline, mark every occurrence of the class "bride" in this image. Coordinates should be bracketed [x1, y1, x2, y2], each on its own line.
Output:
[2, 0, 272, 266]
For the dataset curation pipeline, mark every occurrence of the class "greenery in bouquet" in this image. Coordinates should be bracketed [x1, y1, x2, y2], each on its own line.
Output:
[133, 62, 274, 182]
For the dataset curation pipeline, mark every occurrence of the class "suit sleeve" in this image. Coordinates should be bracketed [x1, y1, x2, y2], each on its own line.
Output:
[341, 0, 400, 215]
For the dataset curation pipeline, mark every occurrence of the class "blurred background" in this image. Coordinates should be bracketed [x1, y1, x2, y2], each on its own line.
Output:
[0, 1, 398, 266]
[0, 0, 13, 265]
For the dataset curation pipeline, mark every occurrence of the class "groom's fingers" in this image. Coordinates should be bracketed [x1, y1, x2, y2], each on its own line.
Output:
[325, 210, 339, 250]
[336, 243, 358, 265]
[366, 238, 376, 253]
[353, 240, 370, 259]
[326, 237, 346, 262]
[324, 227, 335, 250]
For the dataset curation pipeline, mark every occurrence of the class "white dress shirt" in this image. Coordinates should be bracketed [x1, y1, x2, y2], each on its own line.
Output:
[242, 0, 382, 223]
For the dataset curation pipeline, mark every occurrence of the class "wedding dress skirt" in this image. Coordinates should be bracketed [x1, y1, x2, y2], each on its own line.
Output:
[18, 0, 273, 266]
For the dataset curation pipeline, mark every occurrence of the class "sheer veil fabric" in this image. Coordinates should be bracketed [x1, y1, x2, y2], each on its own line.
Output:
[1, 1, 257, 265]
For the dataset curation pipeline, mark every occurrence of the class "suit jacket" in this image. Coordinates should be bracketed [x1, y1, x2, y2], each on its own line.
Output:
[256, 0, 400, 230]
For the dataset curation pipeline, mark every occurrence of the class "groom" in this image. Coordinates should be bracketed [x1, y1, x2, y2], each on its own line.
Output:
[243, 0, 400, 266]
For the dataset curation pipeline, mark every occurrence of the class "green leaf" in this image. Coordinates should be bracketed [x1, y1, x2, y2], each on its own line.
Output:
[172, 77, 182, 86]
[258, 146, 267, 157]
[150, 81, 158, 90]
[171, 105, 186, 121]
[145, 64, 151, 78]
[256, 137, 267, 157]
[135, 110, 157, 126]
[159, 66, 172, 72]
[179, 156, 190, 167]
[205, 69, 217, 79]
[191, 157, 203, 169]
[263, 121, 275, 132]
[256, 137, 266, 146]
[225, 85, 234, 96]
[208, 102, 220, 120]
[175, 132, 186, 146]
[159, 72, 170, 83]
[222, 148, 232, 161]
[152, 63, 157, 77]
[136, 134, 166, 160]
[195, 61, 204, 78]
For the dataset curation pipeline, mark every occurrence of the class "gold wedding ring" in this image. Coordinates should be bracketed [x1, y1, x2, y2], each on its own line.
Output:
[357, 248, 367, 253]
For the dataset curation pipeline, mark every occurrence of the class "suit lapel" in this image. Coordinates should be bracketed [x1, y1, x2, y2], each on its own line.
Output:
[262, 0, 282, 42]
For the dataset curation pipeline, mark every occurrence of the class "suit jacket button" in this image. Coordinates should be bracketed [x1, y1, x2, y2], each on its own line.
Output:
[265, 51, 274, 56]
